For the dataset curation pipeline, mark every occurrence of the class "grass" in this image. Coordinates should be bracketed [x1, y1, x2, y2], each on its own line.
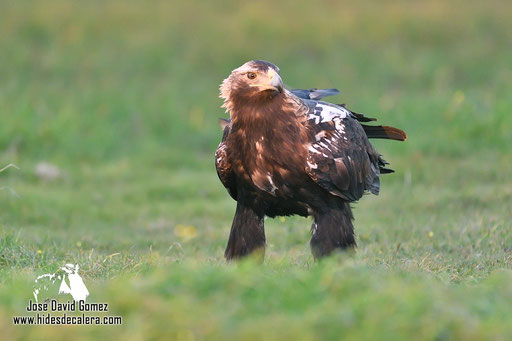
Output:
[1, 0, 511, 339]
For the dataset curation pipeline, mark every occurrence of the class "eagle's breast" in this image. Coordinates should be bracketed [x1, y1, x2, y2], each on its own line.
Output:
[228, 101, 310, 197]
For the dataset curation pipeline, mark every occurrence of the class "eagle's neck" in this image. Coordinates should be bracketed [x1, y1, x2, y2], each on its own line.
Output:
[229, 91, 301, 128]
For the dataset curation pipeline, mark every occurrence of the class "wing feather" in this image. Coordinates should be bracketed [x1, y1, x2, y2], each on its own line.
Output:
[291, 88, 340, 101]
[215, 122, 237, 200]
[305, 102, 381, 201]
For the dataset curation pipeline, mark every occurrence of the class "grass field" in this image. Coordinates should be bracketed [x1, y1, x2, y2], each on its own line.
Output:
[1, 0, 511, 339]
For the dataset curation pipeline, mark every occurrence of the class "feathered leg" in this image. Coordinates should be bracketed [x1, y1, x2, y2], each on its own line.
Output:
[310, 202, 356, 259]
[225, 202, 266, 261]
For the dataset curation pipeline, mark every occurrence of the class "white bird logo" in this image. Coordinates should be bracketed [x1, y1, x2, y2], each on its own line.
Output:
[33, 263, 89, 302]
[58, 264, 90, 302]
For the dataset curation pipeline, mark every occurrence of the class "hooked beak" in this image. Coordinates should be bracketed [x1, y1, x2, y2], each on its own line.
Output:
[269, 71, 283, 94]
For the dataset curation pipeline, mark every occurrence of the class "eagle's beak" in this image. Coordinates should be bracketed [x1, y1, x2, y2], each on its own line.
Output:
[269, 70, 283, 94]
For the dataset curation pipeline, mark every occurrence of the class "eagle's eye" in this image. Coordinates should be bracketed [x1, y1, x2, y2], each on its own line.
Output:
[247, 72, 257, 80]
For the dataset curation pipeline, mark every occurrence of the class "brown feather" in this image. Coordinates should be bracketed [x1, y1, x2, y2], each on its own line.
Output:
[361, 125, 407, 141]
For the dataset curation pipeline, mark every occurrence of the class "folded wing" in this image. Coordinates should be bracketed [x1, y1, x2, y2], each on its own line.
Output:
[304, 101, 383, 201]
[215, 123, 237, 200]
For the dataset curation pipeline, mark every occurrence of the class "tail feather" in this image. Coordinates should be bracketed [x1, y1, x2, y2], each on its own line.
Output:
[377, 156, 394, 175]
[380, 167, 394, 174]
[362, 125, 407, 141]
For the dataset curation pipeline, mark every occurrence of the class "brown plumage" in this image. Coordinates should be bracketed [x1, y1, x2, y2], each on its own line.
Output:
[216, 60, 406, 260]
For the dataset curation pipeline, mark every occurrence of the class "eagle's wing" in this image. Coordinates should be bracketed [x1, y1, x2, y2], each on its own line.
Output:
[215, 121, 237, 200]
[304, 101, 383, 202]
[291, 88, 340, 101]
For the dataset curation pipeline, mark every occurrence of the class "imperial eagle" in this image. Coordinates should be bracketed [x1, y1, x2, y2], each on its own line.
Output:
[216, 60, 406, 260]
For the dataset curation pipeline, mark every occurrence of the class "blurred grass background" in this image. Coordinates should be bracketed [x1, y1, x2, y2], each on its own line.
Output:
[0, 0, 511, 339]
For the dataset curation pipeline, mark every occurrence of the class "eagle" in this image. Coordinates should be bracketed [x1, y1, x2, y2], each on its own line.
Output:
[216, 60, 406, 260]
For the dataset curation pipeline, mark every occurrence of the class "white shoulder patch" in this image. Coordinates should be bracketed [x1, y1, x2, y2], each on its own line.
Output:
[309, 103, 350, 125]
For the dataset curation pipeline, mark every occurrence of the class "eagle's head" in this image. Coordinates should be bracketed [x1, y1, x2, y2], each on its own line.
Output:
[220, 60, 284, 113]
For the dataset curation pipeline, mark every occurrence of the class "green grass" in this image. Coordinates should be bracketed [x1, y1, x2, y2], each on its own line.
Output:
[1, 0, 511, 339]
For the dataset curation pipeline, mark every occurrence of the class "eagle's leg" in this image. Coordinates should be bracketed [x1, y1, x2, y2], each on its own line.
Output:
[224, 201, 266, 261]
[310, 203, 356, 259]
